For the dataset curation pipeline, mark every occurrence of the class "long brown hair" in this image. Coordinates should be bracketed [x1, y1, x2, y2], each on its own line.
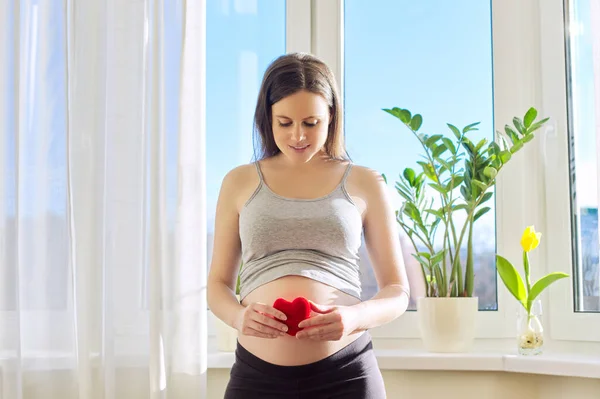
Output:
[253, 53, 348, 161]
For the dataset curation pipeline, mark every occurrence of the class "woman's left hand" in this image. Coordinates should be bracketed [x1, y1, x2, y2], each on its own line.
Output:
[295, 301, 360, 341]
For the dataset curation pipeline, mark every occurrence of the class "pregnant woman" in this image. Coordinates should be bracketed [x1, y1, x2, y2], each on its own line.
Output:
[207, 52, 410, 399]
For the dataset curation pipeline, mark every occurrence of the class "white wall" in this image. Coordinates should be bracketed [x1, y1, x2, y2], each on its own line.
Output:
[208, 369, 600, 399]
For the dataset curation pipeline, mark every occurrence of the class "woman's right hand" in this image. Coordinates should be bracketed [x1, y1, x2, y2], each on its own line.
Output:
[234, 302, 289, 338]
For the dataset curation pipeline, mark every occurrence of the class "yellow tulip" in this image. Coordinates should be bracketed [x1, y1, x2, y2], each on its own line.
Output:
[521, 226, 541, 252]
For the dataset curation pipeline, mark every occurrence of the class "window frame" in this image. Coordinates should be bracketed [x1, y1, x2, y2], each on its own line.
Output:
[310, 0, 555, 339]
[206, 0, 600, 344]
[540, 0, 600, 342]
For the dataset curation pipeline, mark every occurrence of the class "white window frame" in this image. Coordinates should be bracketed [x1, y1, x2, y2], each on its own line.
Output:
[540, 0, 600, 342]
[207, 0, 600, 344]
[309, 0, 557, 339]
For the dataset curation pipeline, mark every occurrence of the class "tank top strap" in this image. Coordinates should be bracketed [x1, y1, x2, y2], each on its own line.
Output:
[340, 162, 353, 186]
[254, 161, 265, 182]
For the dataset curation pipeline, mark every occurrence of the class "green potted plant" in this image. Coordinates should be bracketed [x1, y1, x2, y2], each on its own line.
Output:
[383, 106, 550, 352]
[496, 226, 569, 355]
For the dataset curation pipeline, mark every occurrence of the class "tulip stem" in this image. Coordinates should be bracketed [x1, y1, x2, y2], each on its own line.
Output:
[523, 251, 531, 295]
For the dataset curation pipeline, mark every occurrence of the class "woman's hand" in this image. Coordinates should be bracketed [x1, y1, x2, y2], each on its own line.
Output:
[295, 302, 360, 341]
[234, 302, 289, 338]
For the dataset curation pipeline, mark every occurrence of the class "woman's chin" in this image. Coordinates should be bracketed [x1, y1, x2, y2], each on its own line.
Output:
[281, 148, 320, 163]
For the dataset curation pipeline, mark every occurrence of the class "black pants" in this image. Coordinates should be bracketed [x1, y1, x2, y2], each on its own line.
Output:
[224, 332, 387, 399]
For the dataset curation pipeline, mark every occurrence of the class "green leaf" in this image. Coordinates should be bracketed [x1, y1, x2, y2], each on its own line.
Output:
[431, 250, 446, 266]
[438, 158, 453, 172]
[447, 124, 461, 140]
[496, 255, 527, 309]
[499, 150, 512, 163]
[497, 134, 510, 151]
[472, 179, 488, 191]
[418, 161, 437, 181]
[513, 117, 525, 134]
[382, 173, 387, 184]
[504, 125, 520, 142]
[474, 206, 491, 221]
[453, 204, 469, 212]
[463, 122, 481, 133]
[403, 168, 416, 186]
[411, 114, 423, 131]
[522, 133, 535, 143]
[460, 185, 470, 201]
[382, 108, 398, 118]
[428, 183, 447, 194]
[490, 142, 501, 156]
[425, 134, 443, 148]
[412, 254, 431, 269]
[399, 109, 412, 124]
[510, 141, 524, 153]
[483, 166, 498, 179]
[462, 138, 476, 155]
[475, 138, 488, 152]
[527, 272, 569, 310]
[452, 175, 465, 187]
[395, 187, 412, 202]
[417, 252, 431, 260]
[527, 117, 550, 134]
[432, 145, 448, 158]
[524, 107, 537, 128]
[442, 138, 457, 154]
[481, 192, 494, 203]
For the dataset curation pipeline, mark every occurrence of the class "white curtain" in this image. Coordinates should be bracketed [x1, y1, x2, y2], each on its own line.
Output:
[0, 0, 207, 397]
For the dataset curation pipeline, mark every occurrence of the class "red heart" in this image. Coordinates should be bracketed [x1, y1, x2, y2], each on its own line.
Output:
[273, 297, 311, 336]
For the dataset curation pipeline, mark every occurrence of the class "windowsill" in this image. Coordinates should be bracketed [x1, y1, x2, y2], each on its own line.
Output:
[207, 345, 600, 379]
[2, 347, 598, 379]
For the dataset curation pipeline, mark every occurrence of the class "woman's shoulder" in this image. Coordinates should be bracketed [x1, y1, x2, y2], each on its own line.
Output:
[219, 162, 261, 209]
[346, 163, 386, 189]
[346, 163, 397, 218]
[222, 162, 258, 183]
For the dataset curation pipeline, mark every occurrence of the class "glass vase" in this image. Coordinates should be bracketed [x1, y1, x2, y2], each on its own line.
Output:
[517, 299, 544, 355]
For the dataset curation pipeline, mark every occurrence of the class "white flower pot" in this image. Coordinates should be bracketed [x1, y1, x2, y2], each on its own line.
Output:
[417, 297, 478, 353]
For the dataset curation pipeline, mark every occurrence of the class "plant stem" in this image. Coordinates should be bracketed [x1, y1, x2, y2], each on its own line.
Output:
[398, 220, 434, 254]
[523, 251, 532, 312]
[404, 228, 431, 296]
[449, 186, 489, 292]
[523, 251, 531, 294]
[465, 216, 474, 297]
[415, 138, 454, 295]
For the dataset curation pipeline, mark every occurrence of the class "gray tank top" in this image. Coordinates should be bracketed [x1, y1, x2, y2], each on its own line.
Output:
[238, 162, 363, 301]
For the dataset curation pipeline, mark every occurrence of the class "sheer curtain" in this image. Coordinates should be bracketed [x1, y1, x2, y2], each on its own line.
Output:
[0, 0, 207, 397]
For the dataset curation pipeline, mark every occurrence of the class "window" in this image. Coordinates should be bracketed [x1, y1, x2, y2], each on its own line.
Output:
[205, 1, 286, 266]
[542, 0, 600, 341]
[565, 0, 600, 313]
[344, 0, 497, 311]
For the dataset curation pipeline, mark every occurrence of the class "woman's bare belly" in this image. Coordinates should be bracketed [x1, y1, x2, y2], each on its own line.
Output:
[238, 275, 364, 366]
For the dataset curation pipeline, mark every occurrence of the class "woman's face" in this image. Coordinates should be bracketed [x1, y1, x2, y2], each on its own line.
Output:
[271, 90, 331, 164]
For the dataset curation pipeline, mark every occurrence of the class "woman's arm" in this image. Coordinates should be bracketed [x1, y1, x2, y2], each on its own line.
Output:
[207, 167, 289, 338]
[351, 168, 410, 331]
[207, 169, 246, 329]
